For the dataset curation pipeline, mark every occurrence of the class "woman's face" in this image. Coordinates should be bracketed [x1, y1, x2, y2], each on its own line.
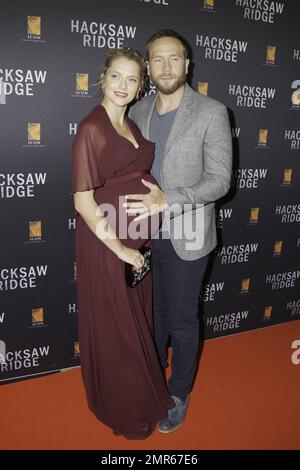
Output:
[102, 57, 141, 108]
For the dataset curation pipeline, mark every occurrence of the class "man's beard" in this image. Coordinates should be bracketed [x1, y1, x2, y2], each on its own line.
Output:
[150, 71, 186, 95]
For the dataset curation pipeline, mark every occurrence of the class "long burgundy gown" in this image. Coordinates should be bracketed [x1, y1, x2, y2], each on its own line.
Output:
[72, 104, 173, 439]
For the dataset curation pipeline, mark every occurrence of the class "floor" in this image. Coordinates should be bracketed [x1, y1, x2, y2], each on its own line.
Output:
[1, 320, 300, 450]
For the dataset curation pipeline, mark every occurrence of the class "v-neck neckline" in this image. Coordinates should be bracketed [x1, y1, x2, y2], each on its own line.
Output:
[99, 104, 140, 150]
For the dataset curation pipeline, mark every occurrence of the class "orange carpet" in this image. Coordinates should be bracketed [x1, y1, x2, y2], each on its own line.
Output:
[1, 320, 300, 450]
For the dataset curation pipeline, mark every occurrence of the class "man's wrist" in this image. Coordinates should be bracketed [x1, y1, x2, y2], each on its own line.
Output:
[160, 192, 169, 211]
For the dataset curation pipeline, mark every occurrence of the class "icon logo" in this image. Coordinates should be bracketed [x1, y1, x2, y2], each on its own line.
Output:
[266, 45, 276, 64]
[76, 73, 88, 95]
[283, 169, 292, 185]
[249, 207, 260, 224]
[27, 16, 41, 38]
[32, 308, 44, 326]
[273, 241, 283, 256]
[241, 278, 250, 293]
[264, 306, 272, 320]
[258, 129, 268, 146]
[198, 81, 208, 96]
[29, 221, 42, 241]
[74, 341, 80, 357]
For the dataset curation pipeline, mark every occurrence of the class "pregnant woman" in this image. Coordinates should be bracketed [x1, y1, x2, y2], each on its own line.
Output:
[72, 47, 173, 439]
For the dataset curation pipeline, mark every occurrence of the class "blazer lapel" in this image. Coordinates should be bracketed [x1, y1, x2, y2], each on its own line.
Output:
[143, 94, 158, 139]
[164, 84, 194, 156]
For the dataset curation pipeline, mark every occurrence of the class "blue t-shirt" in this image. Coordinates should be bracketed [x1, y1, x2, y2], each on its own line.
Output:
[149, 106, 178, 234]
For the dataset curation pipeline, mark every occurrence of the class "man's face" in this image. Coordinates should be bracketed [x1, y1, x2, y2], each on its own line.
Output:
[147, 36, 189, 95]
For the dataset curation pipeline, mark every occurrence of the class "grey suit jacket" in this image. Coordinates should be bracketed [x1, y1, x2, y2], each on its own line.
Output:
[129, 84, 232, 261]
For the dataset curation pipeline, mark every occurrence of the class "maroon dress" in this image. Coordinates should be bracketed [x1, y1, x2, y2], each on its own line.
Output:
[72, 104, 173, 439]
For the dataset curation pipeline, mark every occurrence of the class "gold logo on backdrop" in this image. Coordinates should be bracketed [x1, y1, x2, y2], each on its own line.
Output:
[283, 168, 292, 184]
[291, 80, 300, 106]
[198, 82, 208, 96]
[74, 341, 80, 356]
[241, 278, 250, 293]
[27, 16, 41, 37]
[203, 0, 214, 8]
[258, 129, 268, 146]
[250, 207, 260, 223]
[74, 262, 77, 281]
[76, 73, 88, 92]
[32, 308, 44, 325]
[264, 306, 272, 320]
[29, 221, 42, 240]
[28, 123, 40, 141]
[266, 45, 276, 63]
[274, 240, 283, 255]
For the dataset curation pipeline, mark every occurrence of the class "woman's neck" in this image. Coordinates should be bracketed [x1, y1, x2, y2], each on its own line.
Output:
[101, 98, 126, 127]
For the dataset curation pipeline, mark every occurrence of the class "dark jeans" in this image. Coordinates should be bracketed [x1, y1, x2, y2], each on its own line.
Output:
[153, 237, 209, 402]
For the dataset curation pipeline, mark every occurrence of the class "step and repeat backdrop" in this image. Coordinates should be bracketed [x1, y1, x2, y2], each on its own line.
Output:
[0, 0, 299, 383]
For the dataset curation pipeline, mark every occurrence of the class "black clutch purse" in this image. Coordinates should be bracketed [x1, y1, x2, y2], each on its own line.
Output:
[125, 246, 152, 288]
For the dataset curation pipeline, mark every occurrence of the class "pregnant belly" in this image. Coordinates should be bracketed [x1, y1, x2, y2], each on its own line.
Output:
[94, 174, 161, 249]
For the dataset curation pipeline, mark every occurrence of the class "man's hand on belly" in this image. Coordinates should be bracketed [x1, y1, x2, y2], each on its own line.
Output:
[123, 179, 169, 222]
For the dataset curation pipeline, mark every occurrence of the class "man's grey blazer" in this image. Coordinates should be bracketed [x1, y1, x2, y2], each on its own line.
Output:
[129, 83, 232, 261]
